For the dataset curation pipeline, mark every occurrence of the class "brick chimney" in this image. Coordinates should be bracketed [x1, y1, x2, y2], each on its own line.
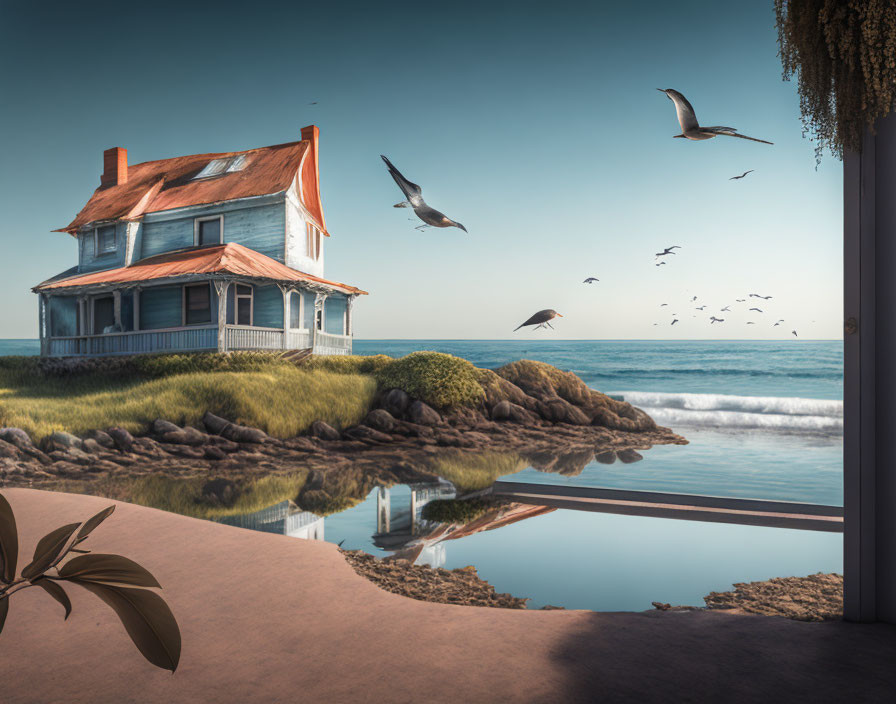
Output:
[101, 147, 128, 186]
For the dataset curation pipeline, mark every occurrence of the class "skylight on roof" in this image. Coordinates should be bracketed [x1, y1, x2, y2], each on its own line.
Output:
[193, 154, 249, 180]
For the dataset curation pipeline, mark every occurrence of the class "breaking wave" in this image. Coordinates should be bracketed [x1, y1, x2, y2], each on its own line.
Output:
[613, 391, 843, 435]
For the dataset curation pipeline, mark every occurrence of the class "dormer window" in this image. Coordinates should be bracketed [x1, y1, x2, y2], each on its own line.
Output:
[194, 215, 223, 247]
[305, 222, 321, 260]
[94, 225, 116, 255]
[193, 155, 249, 180]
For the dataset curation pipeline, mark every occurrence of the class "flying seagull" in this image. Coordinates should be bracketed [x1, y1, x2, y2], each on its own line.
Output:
[583, 277, 599, 284]
[736, 299, 746, 303]
[381, 155, 467, 233]
[746, 321, 756, 325]
[656, 246, 681, 257]
[308, 101, 319, 105]
[749, 307, 763, 313]
[691, 296, 698, 302]
[710, 316, 724, 324]
[671, 319, 679, 326]
[514, 309, 563, 332]
[721, 306, 731, 312]
[774, 319, 785, 327]
[792, 330, 798, 337]
[695, 305, 706, 310]
[729, 170, 754, 180]
[656, 261, 667, 267]
[660, 303, 668, 307]
[657, 89, 773, 144]
[749, 294, 772, 300]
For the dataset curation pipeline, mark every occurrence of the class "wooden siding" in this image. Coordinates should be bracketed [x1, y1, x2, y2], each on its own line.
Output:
[139, 285, 182, 330]
[284, 188, 324, 277]
[253, 285, 283, 329]
[78, 222, 128, 273]
[49, 296, 79, 337]
[140, 199, 286, 261]
[324, 295, 347, 335]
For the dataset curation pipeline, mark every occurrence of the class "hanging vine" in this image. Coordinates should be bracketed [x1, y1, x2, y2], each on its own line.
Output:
[774, 0, 896, 161]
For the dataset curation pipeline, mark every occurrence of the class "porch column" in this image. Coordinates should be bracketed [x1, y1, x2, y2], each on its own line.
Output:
[113, 290, 122, 330]
[280, 285, 291, 349]
[345, 296, 354, 336]
[844, 111, 896, 624]
[214, 281, 230, 353]
[38, 293, 48, 357]
[312, 292, 326, 352]
[133, 287, 141, 331]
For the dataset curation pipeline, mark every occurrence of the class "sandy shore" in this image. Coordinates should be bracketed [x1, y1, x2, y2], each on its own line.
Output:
[2, 489, 895, 704]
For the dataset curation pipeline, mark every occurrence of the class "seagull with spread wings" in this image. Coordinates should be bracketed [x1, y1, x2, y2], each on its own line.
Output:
[710, 316, 724, 324]
[658, 89, 773, 144]
[381, 155, 467, 232]
[730, 170, 754, 180]
[583, 277, 599, 284]
[656, 246, 681, 258]
[749, 307, 764, 313]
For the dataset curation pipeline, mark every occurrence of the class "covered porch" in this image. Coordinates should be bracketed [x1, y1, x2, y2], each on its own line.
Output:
[33, 243, 365, 357]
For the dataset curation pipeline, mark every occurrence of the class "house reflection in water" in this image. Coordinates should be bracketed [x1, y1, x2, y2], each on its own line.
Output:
[374, 481, 457, 567]
[217, 500, 325, 541]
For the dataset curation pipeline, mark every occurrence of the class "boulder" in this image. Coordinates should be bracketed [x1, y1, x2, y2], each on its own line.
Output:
[201, 412, 231, 436]
[380, 388, 411, 417]
[594, 451, 617, 465]
[490, 401, 537, 424]
[616, 449, 644, 464]
[206, 435, 240, 452]
[310, 420, 341, 441]
[342, 425, 393, 444]
[407, 400, 441, 426]
[41, 431, 83, 454]
[0, 427, 33, 450]
[0, 439, 18, 458]
[106, 427, 135, 453]
[161, 427, 209, 446]
[536, 398, 591, 425]
[83, 429, 115, 449]
[81, 438, 104, 454]
[204, 446, 227, 461]
[223, 424, 268, 444]
[151, 419, 182, 435]
[364, 409, 396, 433]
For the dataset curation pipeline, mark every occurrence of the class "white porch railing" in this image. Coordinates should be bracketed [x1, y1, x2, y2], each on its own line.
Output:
[314, 331, 352, 356]
[224, 325, 284, 350]
[46, 326, 218, 357]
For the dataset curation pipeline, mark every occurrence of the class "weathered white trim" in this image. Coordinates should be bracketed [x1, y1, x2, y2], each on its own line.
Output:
[233, 283, 254, 326]
[193, 214, 224, 247]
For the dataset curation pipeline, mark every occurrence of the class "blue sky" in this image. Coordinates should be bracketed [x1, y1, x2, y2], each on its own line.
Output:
[0, 0, 842, 340]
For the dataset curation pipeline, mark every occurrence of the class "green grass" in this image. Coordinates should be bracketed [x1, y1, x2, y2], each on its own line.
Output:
[423, 451, 528, 491]
[421, 498, 503, 524]
[0, 364, 376, 441]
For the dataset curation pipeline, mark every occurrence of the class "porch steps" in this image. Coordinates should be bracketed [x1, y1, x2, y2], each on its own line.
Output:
[280, 348, 313, 364]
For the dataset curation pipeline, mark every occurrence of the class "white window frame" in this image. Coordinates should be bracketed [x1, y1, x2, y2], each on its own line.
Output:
[234, 283, 254, 327]
[93, 224, 117, 256]
[289, 291, 303, 329]
[305, 222, 322, 260]
[182, 283, 213, 326]
[194, 215, 224, 247]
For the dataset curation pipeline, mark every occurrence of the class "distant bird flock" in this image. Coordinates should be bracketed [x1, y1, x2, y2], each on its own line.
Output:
[379, 86, 804, 338]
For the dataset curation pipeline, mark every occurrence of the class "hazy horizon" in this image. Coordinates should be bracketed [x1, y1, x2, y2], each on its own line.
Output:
[0, 0, 843, 341]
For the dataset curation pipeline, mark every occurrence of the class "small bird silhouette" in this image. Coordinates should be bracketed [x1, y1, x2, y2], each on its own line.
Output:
[691, 296, 698, 302]
[721, 306, 731, 312]
[749, 307, 763, 313]
[671, 319, 679, 326]
[774, 319, 785, 327]
[514, 309, 563, 332]
[729, 170, 754, 180]
[308, 101, 319, 105]
[750, 293, 772, 300]
[736, 299, 746, 303]
[710, 316, 724, 324]
[656, 261, 667, 267]
[583, 277, 599, 284]
[792, 330, 798, 337]
[746, 321, 756, 325]
[695, 305, 706, 310]
[660, 303, 668, 307]
[656, 246, 681, 257]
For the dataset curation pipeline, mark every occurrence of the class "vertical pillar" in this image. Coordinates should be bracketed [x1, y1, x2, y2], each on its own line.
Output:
[281, 286, 291, 349]
[113, 290, 122, 330]
[133, 287, 141, 331]
[409, 488, 418, 535]
[376, 487, 390, 534]
[214, 281, 230, 353]
[346, 296, 354, 336]
[38, 293, 48, 356]
[844, 111, 896, 624]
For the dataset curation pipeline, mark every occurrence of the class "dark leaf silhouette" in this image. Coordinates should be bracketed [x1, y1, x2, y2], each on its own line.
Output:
[0, 493, 17, 583]
[33, 578, 72, 620]
[71, 581, 181, 672]
[59, 554, 161, 588]
[0, 593, 8, 635]
[20, 523, 81, 580]
[76, 505, 115, 542]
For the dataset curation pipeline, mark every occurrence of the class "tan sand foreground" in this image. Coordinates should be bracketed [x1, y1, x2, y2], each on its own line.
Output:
[2, 489, 896, 704]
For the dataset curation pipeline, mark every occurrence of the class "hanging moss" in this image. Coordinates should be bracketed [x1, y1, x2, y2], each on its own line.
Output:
[775, 1, 896, 161]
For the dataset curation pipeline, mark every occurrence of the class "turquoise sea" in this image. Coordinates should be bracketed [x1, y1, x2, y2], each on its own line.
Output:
[1, 338, 844, 610]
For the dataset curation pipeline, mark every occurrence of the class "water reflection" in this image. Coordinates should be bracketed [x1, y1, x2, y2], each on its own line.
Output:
[217, 500, 325, 540]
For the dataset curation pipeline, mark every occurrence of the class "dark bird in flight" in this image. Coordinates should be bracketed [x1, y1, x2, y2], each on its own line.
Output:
[583, 277, 599, 284]
[381, 155, 467, 233]
[746, 321, 756, 325]
[660, 303, 668, 307]
[710, 316, 724, 324]
[657, 89, 773, 144]
[792, 330, 798, 337]
[656, 246, 681, 257]
[774, 319, 784, 327]
[691, 296, 698, 302]
[721, 306, 731, 312]
[656, 261, 667, 267]
[308, 101, 319, 105]
[749, 293, 772, 300]
[736, 298, 746, 302]
[514, 309, 563, 332]
[695, 305, 706, 310]
[729, 170, 754, 180]
[671, 319, 679, 326]
[749, 307, 763, 313]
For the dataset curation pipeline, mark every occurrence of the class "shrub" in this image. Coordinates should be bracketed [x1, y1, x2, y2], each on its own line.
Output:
[303, 354, 393, 376]
[424, 451, 527, 490]
[375, 351, 484, 409]
[421, 498, 503, 524]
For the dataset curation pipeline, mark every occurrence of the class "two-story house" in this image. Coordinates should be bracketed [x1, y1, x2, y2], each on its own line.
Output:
[33, 125, 365, 357]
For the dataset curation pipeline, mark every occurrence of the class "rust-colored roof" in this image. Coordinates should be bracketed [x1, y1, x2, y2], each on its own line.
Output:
[35, 243, 367, 295]
[59, 131, 329, 235]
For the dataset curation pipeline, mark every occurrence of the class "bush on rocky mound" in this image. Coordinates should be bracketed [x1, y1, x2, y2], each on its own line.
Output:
[376, 352, 485, 410]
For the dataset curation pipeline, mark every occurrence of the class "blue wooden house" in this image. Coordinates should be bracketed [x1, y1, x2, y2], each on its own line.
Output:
[34, 125, 366, 357]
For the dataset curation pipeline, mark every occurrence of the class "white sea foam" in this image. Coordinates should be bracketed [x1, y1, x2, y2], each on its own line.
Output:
[613, 391, 843, 434]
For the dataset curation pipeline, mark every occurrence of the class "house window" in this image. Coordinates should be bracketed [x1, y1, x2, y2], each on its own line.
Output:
[193, 155, 249, 180]
[289, 292, 301, 329]
[235, 284, 253, 326]
[183, 284, 212, 325]
[306, 223, 321, 260]
[93, 296, 115, 334]
[94, 225, 116, 255]
[195, 216, 223, 247]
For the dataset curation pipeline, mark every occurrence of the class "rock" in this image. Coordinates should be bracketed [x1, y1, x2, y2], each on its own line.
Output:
[161, 427, 209, 446]
[407, 400, 441, 426]
[159, 444, 206, 459]
[364, 409, 396, 433]
[0, 427, 33, 450]
[342, 425, 393, 444]
[206, 436, 240, 452]
[594, 451, 617, 465]
[201, 412, 230, 435]
[41, 431, 83, 454]
[490, 401, 537, 423]
[616, 449, 643, 464]
[304, 469, 325, 492]
[380, 388, 411, 417]
[151, 419, 182, 435]
[130, 437, 166, 457]
[106, 427, 135, 453]
[80, 438, 104, 454]
[204, 446, 227, 461]
[310, 420, 341, 441]
[17, 445, 53, 466]
[83, 429, 115, 449]
[536, 398, 591, 425]
[224, 424, 269, 444]
[0, 439, 18, 458]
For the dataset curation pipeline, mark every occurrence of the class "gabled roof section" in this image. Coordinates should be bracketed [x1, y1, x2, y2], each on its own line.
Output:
[34, 243, 367, 295]
[58, 128, 329, 234]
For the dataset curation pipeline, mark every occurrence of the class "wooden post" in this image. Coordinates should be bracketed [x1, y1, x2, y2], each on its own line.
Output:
[844, 111, 896, 624]
[38, 294, 48, 356]
[113, 290, 122, 329]
[214, 281, 230, 353]
[281, 286, 290, 349]
[346, 295, 354, 336]
[133, 287, 141, 331]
